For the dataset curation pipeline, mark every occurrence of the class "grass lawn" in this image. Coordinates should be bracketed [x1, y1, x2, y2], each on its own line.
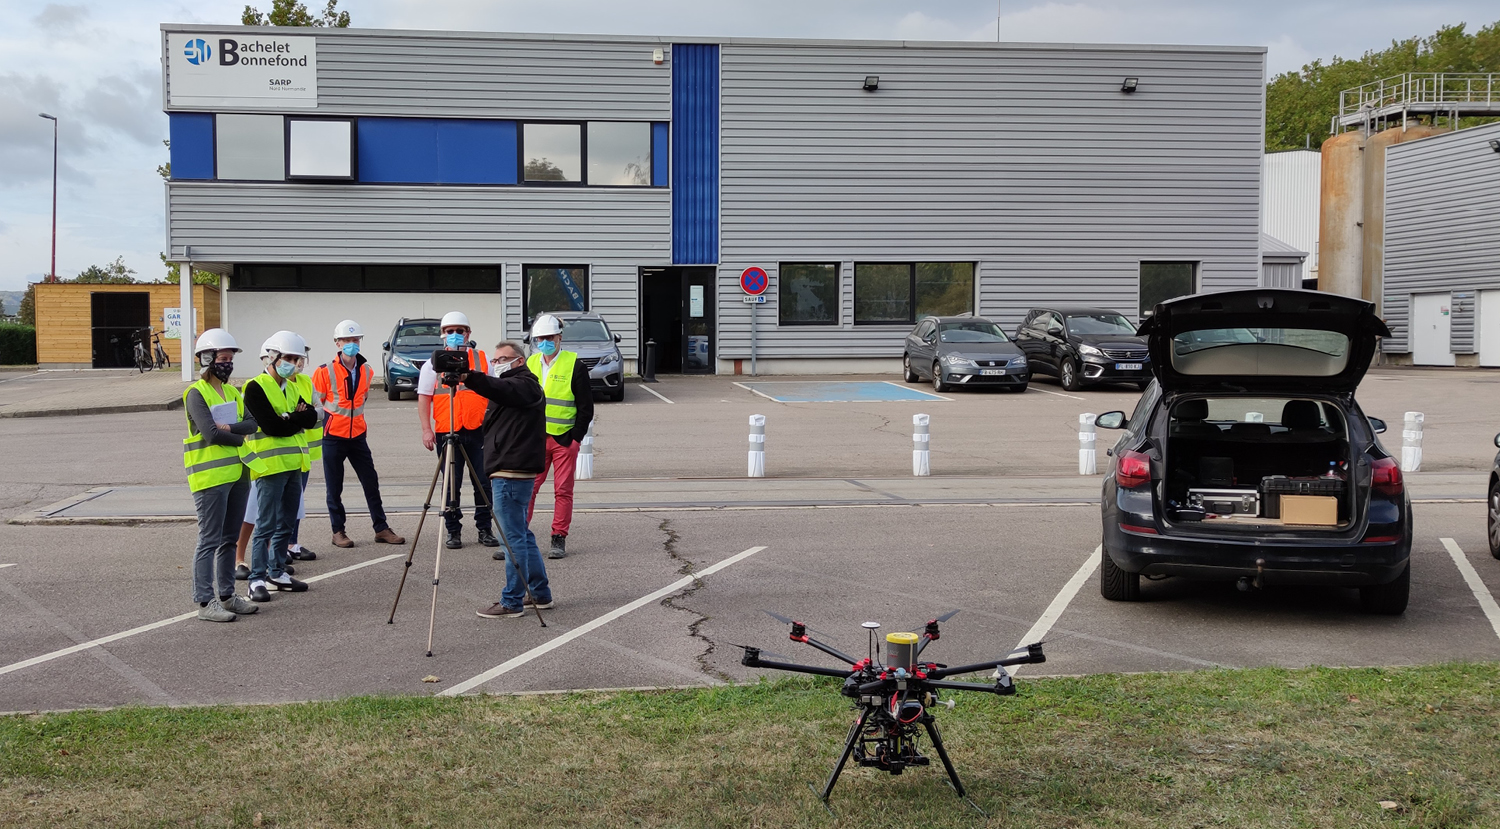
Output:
[2, 663, 1497, 828]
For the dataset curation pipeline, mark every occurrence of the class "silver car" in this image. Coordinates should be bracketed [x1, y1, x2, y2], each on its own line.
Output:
[529, 312, 626, 402]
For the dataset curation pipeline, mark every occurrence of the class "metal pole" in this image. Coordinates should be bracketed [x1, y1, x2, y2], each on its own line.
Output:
[49, 118, 56, 283]
[180, 257, 194, 381]
[750, 299, 757, 376]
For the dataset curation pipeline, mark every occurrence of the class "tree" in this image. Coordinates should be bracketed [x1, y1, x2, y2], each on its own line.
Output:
[1266, 20, 1500, 151]
[242, 0, 350, 27]
[18, 286, 35, 326]
[158, 140, 170, 180]
[70, 257, 138, 284]
[524, 158, 567, 181]
[161, 253, 220, 286]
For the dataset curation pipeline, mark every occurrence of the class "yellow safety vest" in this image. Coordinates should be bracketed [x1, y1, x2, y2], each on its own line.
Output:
[181, 381, 246, 493]
[291, 373, 323, 462]
[528, 350, 578, 437]
[241, 373, 312, 479]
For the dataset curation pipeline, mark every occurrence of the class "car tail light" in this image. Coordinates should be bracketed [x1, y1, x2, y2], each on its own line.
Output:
[1371, 457, 1403, 496]
[1116, 449, 1151, 489]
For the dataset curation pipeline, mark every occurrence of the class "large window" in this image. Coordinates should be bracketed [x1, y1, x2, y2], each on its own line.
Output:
[287, 118, 354, 179]
[1139, 262, 1198, 318]
[523, 265, 589, 328]
[215, 114, 284, 181]
[587, 122, 651, 186]
[522, 123, 582, 183]
[231, 264, 500, 292]
[778, 263, 839, 325]
[854, 262, 975, 324]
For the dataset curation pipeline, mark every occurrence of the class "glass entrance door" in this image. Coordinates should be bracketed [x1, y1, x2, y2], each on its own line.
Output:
[682, 268, 715, 374]
[639, 267, 715, 374]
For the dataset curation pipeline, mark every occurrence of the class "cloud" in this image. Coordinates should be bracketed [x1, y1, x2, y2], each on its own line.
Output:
[32, 3, 87, 32]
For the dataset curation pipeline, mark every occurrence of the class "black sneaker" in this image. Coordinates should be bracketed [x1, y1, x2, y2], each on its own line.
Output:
[446, 532, 463, 550]
[249, 581, 272, 602]
[289, 546, 318, 561]
[477, 527, 499, 548]
[234, 564, 249, 581]
[270, 574, 308, 592]
[548, 535, 567, 559]
[283, 564, 296, 576]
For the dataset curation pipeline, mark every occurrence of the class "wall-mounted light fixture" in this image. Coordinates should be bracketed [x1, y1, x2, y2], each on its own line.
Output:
[1121, 77, 1139, 94]
[1489, 138, 1500, 153]
[652, 48, 664, 65]
[863, 75, 880, 92]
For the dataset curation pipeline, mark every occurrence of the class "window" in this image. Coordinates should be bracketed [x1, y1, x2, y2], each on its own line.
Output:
[523, 123, 582, 182]
[587, 122, 651, 186]
[1066, 313, 1137, 337]
[215, 114, 284, 181]
[231, 264, 500, 292]
[854, 262, 976, 324]
[1139, 262, 1198, 318]
[299, 265, 362, 290]
[523, 265, 589, 328]
[287, 118, 354, 179]
[778, 263, 839, 325]
[938, 321, 1009, 343]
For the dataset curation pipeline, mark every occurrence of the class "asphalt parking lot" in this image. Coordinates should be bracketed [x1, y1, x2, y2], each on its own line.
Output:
[1, 367, 1499, 712]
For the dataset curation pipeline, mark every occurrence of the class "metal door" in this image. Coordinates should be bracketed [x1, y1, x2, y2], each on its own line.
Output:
[1411, 292, 1455, 366]
[1480, 290, 1500, 367]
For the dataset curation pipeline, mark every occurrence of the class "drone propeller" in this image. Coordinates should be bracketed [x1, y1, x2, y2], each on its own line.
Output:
[728, 642, 793, 661]
[762, 609, 837, 639]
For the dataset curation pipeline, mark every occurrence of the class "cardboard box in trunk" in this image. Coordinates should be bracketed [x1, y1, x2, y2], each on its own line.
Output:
[1279, 495, 1338, 526]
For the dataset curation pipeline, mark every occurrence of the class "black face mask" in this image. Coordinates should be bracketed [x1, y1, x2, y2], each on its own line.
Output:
[209, 361, 234, 381]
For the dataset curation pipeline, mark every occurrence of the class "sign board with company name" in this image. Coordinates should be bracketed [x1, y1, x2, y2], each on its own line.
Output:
[167, 33, 317, 109]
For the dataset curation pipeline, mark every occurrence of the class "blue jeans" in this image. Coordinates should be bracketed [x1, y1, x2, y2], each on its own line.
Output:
[290, 469, 310, 546]
[491, 477, 550, 609]
[250, 470, 302, 582]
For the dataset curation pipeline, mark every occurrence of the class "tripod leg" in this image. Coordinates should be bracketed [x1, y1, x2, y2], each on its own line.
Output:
[388, 449, 445, 624]
[426, 436, 462, 657]
[924, 718, 985, 814]
[819, 707, 871, 803]
[455, 441, 547, 628]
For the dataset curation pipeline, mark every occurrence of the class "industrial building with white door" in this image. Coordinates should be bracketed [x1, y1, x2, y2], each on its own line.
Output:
[161, 24, 1268, 379]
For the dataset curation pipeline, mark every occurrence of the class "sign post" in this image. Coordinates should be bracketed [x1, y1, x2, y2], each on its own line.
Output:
[740, 267, 769, 376]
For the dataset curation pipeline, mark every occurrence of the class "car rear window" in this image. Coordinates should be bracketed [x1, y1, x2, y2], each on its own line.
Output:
[561, 319, 611, 342]
[1171, 328, 1350, 376]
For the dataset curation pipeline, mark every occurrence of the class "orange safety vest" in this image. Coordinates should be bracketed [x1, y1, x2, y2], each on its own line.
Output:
[430, 347, 489, 433]
[313, 357, 372, 440]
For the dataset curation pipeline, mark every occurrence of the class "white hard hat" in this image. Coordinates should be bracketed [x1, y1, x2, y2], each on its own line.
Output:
[333, 319, 364, 339]
[440, 311, 471, 330]
[194, 328, 240, 355]
[531, 314, 563, 337]
[262, 330, 307, 361]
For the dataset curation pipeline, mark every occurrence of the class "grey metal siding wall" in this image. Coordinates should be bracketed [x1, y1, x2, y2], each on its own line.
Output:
[717, 42, 1264, 360]
[1451, 290, 1476, 353]
[167, 184, 667, 358]
[1262, 261, 1302, 288]
[1382, 122, 1500, 353]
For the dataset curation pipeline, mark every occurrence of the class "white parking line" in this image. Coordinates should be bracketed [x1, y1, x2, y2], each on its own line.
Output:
[0, 553, 402, 680]
[1010, 545, 1101, 676]
[0, 564, 16, 569]
[733, 382, 778, 402]
[441, 545, 769, 696]
[1439, 538, 1500, 643]
[1029, 387, 1086, 401]
[639, 384, 675, 404]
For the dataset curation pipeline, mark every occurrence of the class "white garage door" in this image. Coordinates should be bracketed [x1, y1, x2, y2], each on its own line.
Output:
[1480, 291, 1500, 367]
[1411, 292, 1455, 366]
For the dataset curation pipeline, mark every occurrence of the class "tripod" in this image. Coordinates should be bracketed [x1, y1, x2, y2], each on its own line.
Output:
[388, 372, 547, 656]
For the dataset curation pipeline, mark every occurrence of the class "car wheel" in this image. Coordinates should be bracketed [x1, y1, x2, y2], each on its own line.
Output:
[1489, 482, 1500, 559]
[1060, 359, 1081, 392]
[903, 354, 920, 383]
[1100, 548, 1140, 601]
[387, 384, 401, 401]
[932, 362, 949, 393]
[1359, 562, 1410, 615]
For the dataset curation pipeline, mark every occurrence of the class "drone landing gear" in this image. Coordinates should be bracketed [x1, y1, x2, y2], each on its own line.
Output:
[811, 708, 985, 815]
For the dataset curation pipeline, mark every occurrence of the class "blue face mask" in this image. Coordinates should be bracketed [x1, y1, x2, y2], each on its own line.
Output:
[341, 342, 360, 357]
[445, 332, 466, 349]
[537, 339, 558, 357]
[275, 361, 297, 379]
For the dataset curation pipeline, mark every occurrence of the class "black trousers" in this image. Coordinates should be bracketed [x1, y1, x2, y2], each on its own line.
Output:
[323, 433, 390, 534]
[441, 428, 492, 535]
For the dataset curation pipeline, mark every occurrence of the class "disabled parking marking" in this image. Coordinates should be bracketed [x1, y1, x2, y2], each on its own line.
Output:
[1439, 538, 1500, 643]
[441, 545, 769, 696]
[734, 381, 950, 403]
[0, 553, 403, 680]
[1009, 545, 1101, 677]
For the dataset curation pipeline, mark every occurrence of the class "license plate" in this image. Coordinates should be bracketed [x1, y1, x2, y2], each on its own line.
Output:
[1115, 363, 1142, 371]
[981, 369, 1006, 376]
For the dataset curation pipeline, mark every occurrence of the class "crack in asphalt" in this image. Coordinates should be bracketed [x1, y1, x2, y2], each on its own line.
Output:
[655, 517, 734, 684]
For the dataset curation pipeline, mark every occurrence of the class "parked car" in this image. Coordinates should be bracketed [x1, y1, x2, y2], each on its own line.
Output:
[529, 311, 626, 402]
[381, 318, 442, 400]
[1014, 306, 1151, 391]
[901, 315, 1028, 392]
[1488, 434, 1500, 559]
[1094, 289, 1412, 614]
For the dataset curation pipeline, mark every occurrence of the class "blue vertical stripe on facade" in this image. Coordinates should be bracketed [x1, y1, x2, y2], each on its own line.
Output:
[651, 122, 670, 188]
[671, 44, 719, 264]
[168, 113, 215, 180]
[357, 118, 518, 184]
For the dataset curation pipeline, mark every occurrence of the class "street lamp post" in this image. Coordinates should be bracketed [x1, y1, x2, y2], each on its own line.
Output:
[38, 113, 57, 283]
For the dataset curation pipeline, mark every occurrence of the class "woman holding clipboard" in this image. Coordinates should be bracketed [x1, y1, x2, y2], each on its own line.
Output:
[181, 328, 260, 622]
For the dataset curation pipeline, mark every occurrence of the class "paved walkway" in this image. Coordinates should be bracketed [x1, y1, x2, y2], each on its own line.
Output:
[0, 369, 187, 418]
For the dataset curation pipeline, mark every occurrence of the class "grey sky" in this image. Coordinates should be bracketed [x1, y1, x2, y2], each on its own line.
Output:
[1, 0, 1495, 291]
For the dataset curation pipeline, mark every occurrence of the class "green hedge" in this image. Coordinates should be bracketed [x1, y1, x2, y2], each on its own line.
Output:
[0, 323, 37, 365]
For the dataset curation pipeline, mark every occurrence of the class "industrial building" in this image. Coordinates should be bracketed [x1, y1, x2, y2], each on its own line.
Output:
[161, 24, 1267, 378]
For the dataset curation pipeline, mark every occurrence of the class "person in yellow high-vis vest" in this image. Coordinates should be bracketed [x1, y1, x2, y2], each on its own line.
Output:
[241, 330, 317, 603]
[284, 344, 324, 564]
[183, 329, 261, 622]
[525, 314, 595, 560]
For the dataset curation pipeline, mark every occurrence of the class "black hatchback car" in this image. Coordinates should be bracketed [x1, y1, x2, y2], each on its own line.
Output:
[901, 315, 1029, 392]
[1095, 289, 1412, 614]
[1014, 306, 1151, 391]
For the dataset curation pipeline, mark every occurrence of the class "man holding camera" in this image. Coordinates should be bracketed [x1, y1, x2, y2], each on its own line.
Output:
[464, 341, 552, 618]
[416, 311, 498, 550]
[524, 314, 594, 560]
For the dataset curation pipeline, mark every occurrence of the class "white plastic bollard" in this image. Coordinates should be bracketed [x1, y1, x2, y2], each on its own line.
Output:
[1079, 413, 1098, 476]
[748, 414, 765, 477]
[912, 413, 930, 476]
[1401, 411, 1424, 473]
[575, 420, 595, 480]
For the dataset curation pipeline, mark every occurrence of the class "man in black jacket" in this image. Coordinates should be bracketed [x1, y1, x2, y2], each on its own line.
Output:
[463, 341, 552, 619]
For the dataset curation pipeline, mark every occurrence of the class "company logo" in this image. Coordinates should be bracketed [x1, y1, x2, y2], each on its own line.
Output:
[183, 38, 211, 65]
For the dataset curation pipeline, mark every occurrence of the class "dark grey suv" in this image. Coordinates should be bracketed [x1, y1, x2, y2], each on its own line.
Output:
[901, 315, 1029, 393]
[528, 311, 626, 402]
[1014, 306, 1151, 391]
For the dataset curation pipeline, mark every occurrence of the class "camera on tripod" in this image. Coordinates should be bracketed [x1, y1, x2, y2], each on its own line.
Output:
[429, 349, 470, 386]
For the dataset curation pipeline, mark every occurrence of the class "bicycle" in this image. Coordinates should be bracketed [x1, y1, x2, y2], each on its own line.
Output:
[132, 328, 154, 373]
[151, 330, 171, 370]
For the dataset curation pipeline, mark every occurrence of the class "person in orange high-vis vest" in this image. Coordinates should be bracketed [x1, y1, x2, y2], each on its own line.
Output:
[417, 311, 497, 550]
[312, 320, 406, 550]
